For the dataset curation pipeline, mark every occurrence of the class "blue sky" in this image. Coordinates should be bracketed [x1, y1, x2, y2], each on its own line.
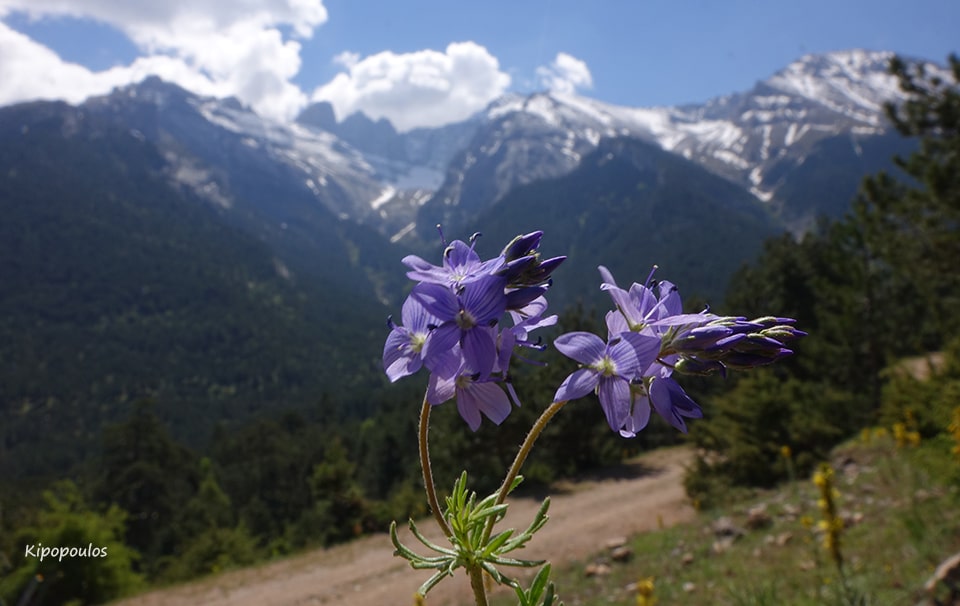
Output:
[0, 0, 956, 130]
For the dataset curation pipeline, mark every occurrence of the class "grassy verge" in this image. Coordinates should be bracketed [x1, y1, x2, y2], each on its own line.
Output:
[495, 433, 959, 606]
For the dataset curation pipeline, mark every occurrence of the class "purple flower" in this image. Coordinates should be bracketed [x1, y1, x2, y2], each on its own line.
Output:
[621, 377, 704, 437]
[382, 294, 440, 382]
[426, 349, 515, 431]
[553, 331, 660, 433]
[599, 265, 687, 333]
[498, 296, 557, 373]
[599, 266, 804, 379]
[412, 273, 508, 379]
[402, 239, 503, 288]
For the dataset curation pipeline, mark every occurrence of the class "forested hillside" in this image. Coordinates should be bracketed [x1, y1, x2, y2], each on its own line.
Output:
[0, 102, 390, 478]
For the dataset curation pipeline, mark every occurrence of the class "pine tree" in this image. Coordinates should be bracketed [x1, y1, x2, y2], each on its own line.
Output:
[305, 437, 368, 544]
[856, 53, 960, 342]
[178, 457, 233, 537]
[94, 399, 199, 574]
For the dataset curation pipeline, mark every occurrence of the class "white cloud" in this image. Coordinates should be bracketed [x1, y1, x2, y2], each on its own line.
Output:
[0, 0, 326, 120]
[333, 50, 360, 69]
[312, 41, 511, 132]
[536, 52, 593, 95]
[0, 21, 222, 106]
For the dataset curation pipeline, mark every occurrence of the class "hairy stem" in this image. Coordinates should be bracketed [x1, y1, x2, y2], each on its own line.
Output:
[468, 565, 489, 606]
[482, 399, 569, 543]
[419, 392, 452, 538]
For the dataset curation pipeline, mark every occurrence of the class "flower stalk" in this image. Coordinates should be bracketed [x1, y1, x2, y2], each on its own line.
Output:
[482, 399, 568, 544]
[419, 393, 451, 538]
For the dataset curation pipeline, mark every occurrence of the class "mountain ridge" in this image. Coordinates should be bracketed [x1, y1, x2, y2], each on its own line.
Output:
[412, 49, 940, 239]
[57, 49, 932, 245]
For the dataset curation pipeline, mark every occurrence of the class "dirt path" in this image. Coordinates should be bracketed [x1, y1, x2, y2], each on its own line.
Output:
[896, 352, 945, 381]
[115, 446, 694, 606]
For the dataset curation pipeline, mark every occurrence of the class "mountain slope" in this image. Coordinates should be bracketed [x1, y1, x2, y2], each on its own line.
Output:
[295, 100, 479, 240]
[762, 130, 917, 230]
[471, 137, 781, 305]
[87, 79, 411, 300]
[0, 101, 390, 478]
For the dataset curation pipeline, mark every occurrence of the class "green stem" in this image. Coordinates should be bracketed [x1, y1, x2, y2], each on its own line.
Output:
[419, 392, 452, 538]
[468, 565, 489, 606]
[481, 400, 569, 543]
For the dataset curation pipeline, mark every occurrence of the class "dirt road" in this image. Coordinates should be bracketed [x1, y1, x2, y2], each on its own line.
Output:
[115, 446, 694, 606]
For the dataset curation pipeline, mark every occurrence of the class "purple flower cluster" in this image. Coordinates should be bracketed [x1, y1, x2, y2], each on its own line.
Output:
[383, 232, 564, 430]
[554, 266, 805, 437]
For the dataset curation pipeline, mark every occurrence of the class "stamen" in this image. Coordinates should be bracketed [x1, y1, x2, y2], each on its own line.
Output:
[468, 232, 483, 253]
[435, 223, 446, 246]
[644, 264, 659, 288]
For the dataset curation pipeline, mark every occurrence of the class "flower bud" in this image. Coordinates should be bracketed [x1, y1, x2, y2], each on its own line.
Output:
[760, 326, 808, 341]
[721, 349, 793, 369]
[674, 356, 726, 376]
[501, 231, 544, 262]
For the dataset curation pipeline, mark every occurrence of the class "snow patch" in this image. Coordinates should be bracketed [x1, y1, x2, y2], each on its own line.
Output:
[169, 154, 232, 209]
[390, 222, 417, 243]
[486, 95, 526, 120]
[370, 186, 397, 210]
[753, 95, 792, 108]
[750, 187, 774, 202]
[523, 95, 561, 126]
[584, 128, 601, 146]
[760, 125, 772, 161]
[712, 149, 750, 169]
[273, 258, 292, 280]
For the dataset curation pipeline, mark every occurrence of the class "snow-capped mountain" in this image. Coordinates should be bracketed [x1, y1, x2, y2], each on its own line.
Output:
[77, 76, 411, 306]
[295, 100, 479, 239]
[415, 49, 935, 238]
[663, 49, 916, 200]
[40, 49, 940, 245]
[84, 77, 388, 226]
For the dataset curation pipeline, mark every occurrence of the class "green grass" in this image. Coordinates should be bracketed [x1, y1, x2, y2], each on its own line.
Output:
[494, 434, 960, 606]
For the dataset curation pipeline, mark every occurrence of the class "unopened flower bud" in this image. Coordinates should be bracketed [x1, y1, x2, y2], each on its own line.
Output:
[721, 349, 793, 369]
[761, 326, 807, 341]
[501, 231, 544, 262]
[674, 356, 726, 376]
